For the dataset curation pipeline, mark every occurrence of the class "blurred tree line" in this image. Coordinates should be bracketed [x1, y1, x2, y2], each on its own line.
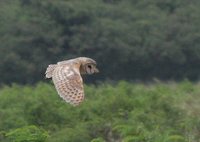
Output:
[1, 0, 200, 84]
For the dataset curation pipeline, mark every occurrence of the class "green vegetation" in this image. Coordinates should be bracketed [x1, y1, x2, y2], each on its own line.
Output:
[0, 81, 199, 142]
[1, 0, 200, 84]
[6, 125, 49, 142]
[0, 1, 200, 141]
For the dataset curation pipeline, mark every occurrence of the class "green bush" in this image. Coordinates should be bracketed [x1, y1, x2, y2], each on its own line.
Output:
[0, 81, 199, 142]
[5, 125, 49, 142]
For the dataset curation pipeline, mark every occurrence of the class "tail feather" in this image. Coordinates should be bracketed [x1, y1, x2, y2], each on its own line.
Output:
[45, 64, 57, 78]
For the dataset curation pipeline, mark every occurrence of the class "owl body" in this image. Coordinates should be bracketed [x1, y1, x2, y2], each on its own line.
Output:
[45, 57, 99, 106]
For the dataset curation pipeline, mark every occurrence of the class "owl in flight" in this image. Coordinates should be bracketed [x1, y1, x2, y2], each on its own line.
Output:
[45, 57, 99, 106]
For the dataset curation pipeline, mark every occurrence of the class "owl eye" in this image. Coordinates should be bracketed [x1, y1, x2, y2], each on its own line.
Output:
[87, 65, 92, 69]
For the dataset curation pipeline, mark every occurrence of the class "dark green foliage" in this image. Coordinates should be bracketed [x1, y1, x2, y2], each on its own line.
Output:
[0, 81, 199, 142]
[1, 0, 200, 84]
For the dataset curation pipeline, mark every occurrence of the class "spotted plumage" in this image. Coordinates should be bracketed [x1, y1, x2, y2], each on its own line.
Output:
[45, 57, 99, 106]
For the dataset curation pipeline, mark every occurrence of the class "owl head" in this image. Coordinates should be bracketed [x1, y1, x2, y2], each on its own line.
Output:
[78, 57, 99, 75]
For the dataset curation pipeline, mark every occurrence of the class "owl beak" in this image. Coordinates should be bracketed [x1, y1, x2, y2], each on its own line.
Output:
[94, 68, 99, 73]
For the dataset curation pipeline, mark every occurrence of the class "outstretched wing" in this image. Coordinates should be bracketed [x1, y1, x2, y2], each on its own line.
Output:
[45, 64, 57, 78]
[52, 65, 84, 106]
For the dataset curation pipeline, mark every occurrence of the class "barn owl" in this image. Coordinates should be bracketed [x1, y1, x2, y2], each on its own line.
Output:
[45, 57, 99, 106]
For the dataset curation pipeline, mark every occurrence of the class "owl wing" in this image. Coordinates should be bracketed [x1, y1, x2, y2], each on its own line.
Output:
[52, 64, 84, 106]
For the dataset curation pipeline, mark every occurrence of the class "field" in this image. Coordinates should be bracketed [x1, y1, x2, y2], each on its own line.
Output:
[0, 81, 199, 142]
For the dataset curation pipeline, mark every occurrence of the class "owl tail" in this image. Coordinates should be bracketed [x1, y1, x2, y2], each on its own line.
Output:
[45, 64, 57, 78]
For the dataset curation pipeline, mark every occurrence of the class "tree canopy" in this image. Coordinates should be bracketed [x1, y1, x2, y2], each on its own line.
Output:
[1, 0, 200, 84]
